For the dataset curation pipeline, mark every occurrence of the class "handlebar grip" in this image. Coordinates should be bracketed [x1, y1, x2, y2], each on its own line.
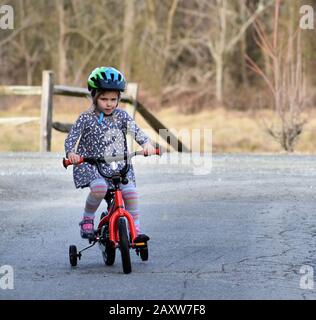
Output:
[143, 148, 162, 157]
[62, 156, 85, 169]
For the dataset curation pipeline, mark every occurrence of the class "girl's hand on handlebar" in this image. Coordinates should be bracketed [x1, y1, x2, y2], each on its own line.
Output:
[142, 142, 157, 156]
[67, 152, 81, 164]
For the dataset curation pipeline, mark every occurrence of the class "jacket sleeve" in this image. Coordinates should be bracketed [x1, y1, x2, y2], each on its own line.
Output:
[124, 111, 150, 147]
[64, 113, 86, 156]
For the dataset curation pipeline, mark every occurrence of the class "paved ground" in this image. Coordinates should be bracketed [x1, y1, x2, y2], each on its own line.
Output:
[1, 152, 316, 300]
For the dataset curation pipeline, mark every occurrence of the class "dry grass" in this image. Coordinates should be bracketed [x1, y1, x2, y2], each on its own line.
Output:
[1, 96, 316, 153]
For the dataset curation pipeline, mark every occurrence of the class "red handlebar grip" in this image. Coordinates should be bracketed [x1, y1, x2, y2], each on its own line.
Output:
[63, 158, 71, 169]
[62, 156, 84, 169]
[143, 148, 161, 157]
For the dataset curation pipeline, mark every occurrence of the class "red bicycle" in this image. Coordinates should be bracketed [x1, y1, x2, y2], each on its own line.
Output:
[63, 148, 161, 274]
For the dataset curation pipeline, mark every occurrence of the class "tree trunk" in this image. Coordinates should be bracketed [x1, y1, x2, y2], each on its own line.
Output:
[216, 0, 226, 103]
[26, 59, 32, 86]
[215, 55, 224, 103]
[160, 0, 179, 82]
[145, 0, 157, 34]
[240, 0, 249, 86]
[57, 0, 67, 84]
[121, 0, 135, 80]
[19, 0, 30, 85]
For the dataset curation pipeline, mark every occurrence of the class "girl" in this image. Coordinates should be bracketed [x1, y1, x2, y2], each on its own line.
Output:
[65, 66, 155, 242]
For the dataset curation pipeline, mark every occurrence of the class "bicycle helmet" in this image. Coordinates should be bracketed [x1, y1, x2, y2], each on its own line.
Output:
[87, 67, 126, 97]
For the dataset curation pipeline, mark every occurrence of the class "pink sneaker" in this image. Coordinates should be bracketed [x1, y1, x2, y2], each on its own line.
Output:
[79, 217, 95, 239]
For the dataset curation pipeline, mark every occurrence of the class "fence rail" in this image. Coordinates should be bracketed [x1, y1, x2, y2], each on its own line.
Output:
[0, 70, 190, 153]
[0, 86, 41, 95]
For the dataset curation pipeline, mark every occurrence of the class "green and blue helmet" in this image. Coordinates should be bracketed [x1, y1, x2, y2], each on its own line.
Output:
[87, 67, 126, 96]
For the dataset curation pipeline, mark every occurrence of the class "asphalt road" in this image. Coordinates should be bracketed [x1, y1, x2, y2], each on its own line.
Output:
[1, 152, 316, 300]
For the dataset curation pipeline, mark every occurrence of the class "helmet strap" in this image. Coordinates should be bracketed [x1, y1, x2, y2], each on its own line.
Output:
[98, 112, 105, 124]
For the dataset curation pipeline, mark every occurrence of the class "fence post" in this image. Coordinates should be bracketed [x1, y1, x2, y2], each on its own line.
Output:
[40, 70, 54, 152]
[125, 83, 138, 151]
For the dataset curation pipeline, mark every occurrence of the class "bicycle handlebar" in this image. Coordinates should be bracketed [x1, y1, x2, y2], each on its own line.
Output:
[62, 148, 161, 169]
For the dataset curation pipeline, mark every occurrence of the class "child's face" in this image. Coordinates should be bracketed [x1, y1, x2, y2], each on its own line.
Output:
[96, 91, 119, 115]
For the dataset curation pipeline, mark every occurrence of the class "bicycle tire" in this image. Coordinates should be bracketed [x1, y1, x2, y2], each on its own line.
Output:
[100, 213, 116, 266]
[118, 217, 132, 274]
[69, 245, 78, 267]
[104, 240, 116, 266]
[140, 246, 149, 261]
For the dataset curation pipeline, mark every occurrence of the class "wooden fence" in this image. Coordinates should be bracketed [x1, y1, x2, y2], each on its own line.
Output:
[0, 70, 190, 152]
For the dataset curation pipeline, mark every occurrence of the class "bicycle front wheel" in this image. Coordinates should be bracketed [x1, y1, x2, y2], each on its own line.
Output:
[118, 217, 132, 274]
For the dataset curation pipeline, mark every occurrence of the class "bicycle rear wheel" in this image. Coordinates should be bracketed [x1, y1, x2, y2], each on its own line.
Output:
[100, 213, 116, 266]
[118, 217, 131, 274]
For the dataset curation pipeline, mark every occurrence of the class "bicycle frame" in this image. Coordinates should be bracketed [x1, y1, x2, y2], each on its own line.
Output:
[97, 188, 138, 246]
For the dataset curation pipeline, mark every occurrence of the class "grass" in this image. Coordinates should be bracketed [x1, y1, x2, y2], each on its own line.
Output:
[1, 96, 316, 153]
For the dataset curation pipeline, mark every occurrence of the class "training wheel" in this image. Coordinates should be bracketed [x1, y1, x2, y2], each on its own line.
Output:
[69, 245, 78, 267]
[140, 246, 148, 261]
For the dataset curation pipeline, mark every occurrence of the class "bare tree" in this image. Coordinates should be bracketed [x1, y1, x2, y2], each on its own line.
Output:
[170, 0, 270, 104]
[204, 0, 269, 103]
[246, 0, 307, 152]
[69, 9, 122, 84]
[52, 0, 122, 85]
[141, 0, 180, 91]
[15, 0, 42, 85]
[0, 0, 43, 85]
